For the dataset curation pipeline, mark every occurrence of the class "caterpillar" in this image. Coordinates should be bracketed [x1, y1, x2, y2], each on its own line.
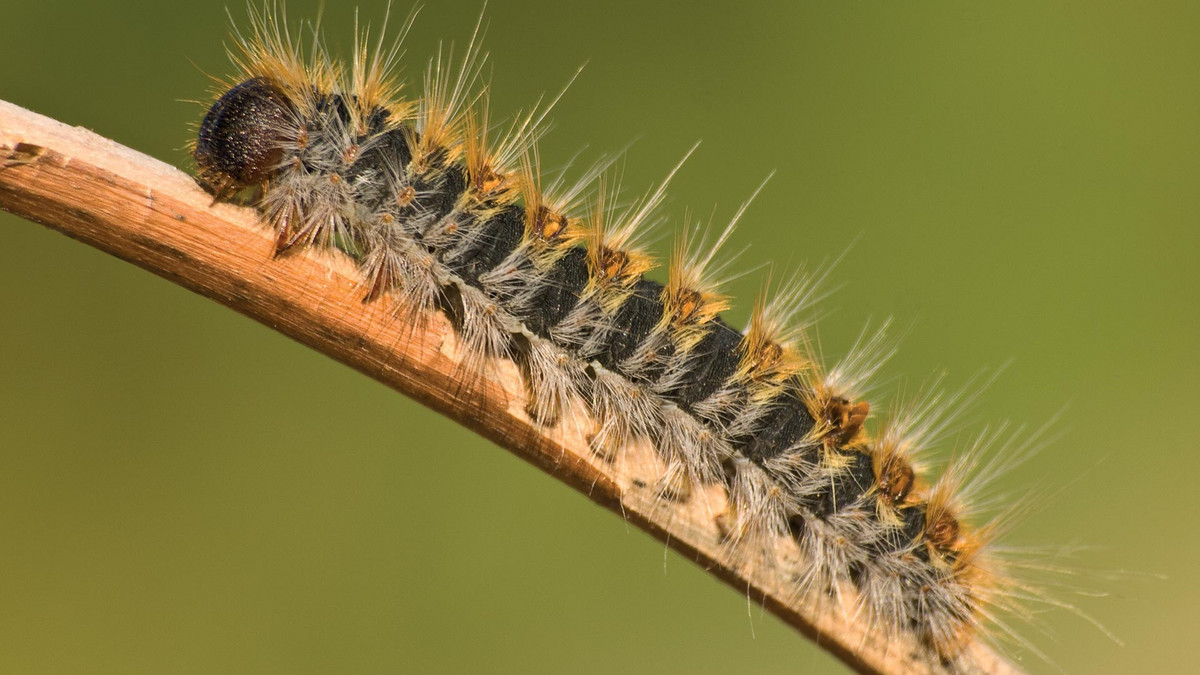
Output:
[181, 4, 1088, 673]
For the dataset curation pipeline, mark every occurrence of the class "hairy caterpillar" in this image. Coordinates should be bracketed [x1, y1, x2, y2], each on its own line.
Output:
[9, 1, 1180, 674]
[183, 4, 1079, 672]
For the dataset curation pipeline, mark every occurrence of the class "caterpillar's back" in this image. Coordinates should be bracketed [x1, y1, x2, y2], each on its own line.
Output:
[193, 6, 1064, 671]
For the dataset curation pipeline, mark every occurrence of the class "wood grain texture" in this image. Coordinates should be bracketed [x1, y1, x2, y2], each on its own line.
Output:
[0, 98, 1021, 675]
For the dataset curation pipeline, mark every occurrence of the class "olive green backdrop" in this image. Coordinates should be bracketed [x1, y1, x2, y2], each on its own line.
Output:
[2, 1, 1195, 673]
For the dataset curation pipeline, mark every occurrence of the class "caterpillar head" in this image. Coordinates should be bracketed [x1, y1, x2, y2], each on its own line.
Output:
[194, 77, 293, 197]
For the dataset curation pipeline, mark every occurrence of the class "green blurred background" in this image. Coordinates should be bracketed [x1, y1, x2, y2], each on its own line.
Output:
[2, 1, 1196, 672]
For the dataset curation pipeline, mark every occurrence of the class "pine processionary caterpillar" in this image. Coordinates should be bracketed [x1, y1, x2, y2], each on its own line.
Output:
[180, 4, 1108, 672]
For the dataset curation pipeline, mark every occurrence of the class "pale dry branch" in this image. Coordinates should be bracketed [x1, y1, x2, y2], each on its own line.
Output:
[0, 99, 1021, 675]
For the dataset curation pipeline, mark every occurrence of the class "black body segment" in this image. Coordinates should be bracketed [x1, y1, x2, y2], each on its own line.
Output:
[812, 450, 876, 517]
[522, 247, 589, 338]
[736, 387, 817, 463]
[669, 318, 743, 410]
[595, 278, 667, 371]
[345, 127, 413, 210]
[447, 204, 527, 286]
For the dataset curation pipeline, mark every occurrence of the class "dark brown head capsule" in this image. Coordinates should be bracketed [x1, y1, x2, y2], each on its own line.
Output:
[194, 78, 293, 197]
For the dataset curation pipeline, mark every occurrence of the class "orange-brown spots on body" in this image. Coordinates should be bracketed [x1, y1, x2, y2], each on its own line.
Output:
[672, 288, 704, 326]
[295, 127, 309, 149]
[599, 247, 630, 281]
[533, 206, 568, 242]
[755, 342, 784, 374]
[477, 166, 506, 195]
[342, 143, 359, 164]
[823, 396, 869, 447]
[877, 454, 916, 506]
[926, 510, 961, 552]
[397, 186, 416, 207]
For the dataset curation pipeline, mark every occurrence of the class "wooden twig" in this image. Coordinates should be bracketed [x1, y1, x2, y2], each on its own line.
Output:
[0, 99, 1020, 675]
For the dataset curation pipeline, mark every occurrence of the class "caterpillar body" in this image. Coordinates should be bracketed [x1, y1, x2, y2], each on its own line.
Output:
[192, 7, 1057, 672]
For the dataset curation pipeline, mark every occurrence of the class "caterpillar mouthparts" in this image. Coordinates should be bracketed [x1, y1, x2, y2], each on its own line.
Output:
[190, 5, 1088, 671]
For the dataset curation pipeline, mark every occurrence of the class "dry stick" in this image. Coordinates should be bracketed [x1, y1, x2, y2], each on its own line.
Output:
[0, 99, 1020, 675]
